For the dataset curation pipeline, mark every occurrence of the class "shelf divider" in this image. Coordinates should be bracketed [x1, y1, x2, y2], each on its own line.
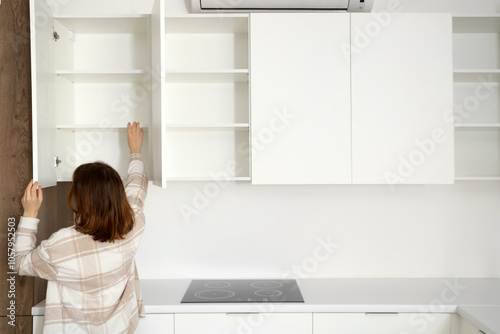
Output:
[165, 70, 249, 83]
[56, 124, 149, 131]
[56, 70, 148, 83]
[455, 176, 500, 181]
[453, 70, 500, 82]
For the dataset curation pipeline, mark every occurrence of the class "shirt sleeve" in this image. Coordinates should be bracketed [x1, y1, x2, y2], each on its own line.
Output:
[124, 153, 148, 216]
[14, 216, 58, 280]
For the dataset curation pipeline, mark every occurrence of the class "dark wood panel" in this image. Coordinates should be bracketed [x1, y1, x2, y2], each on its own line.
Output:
[0, 0, 35, 317]
[0, 315, 33, 334]
[34, 182, 74, 306]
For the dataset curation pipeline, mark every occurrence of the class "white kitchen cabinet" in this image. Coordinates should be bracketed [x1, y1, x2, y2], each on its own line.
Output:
[31, 4, 455, 187]
[250, 13, 352, 184]
[314, 313, 451, 334]
[136, 314, 174, 333]
[175, 313, 313, 334]
[452, 15, 500, 181]
[351, 13, 454, 184]
[31, 314, 174, 333]
[163, 15, 250, 182]
[250, 13, 454, 185]
[30, 0, 154, 186]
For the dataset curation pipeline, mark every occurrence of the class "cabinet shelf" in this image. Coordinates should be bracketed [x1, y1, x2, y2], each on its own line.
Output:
[455, 123, 500, 129]
[455, 176, 500, 181]
[56, 124, 149, 131]
[166, 123, 249, 131]
[54, 15, 149, 34]
[165, 70, 249, 83]
[166, 176, 251, 181]
[454, 70, 500, 82]
[56, 70, 148, 83]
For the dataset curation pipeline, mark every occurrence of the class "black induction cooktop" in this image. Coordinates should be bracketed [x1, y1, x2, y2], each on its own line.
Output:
[181, 279, 304, 303]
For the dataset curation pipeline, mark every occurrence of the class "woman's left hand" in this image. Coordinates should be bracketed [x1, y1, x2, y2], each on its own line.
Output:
[22, 180, 43, 218]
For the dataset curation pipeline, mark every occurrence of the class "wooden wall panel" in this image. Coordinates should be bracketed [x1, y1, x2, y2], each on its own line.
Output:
[33, 182, 74, 306]
[1, 0, 73, 323]
[0, 315, 32, 334]
[1, 0, 35, 318]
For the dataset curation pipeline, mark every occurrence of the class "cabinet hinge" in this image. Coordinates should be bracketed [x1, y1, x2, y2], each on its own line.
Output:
[54, 156, 61, 168]
[52, 26, 59, 42]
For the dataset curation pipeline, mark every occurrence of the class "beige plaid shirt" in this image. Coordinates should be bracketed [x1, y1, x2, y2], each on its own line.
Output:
[15, 154, 148, 333]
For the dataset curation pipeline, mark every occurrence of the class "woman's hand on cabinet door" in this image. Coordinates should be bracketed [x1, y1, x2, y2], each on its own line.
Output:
[22, 180, 43, 218]
[127, 122, 144, 155]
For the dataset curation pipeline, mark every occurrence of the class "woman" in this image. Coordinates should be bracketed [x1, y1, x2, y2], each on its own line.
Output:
[16, 122, 147, 333]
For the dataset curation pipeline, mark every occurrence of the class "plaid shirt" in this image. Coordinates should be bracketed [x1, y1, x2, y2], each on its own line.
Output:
[15, 154, 148, 333]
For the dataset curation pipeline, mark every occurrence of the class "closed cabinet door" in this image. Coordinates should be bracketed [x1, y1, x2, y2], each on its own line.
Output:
[135, 314, 174, 333]
[314, 313, 451, 334]
[33, 316, 44, 334]
[33, 314, 174, 333]
[30, 0, 57, 187]
[250, 13, 352, 185]
[175, 313, 313, 334]
[351, 13, 454, 185]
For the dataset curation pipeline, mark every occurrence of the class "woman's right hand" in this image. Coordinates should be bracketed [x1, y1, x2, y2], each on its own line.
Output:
[22, 180, 43, 218]
[127, 122, 144, 154]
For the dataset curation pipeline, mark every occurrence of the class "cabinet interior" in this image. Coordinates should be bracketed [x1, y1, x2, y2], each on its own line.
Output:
[164, 15, 250, 181]
[453, 15, 500, 180]
[50, 15, 152, 181]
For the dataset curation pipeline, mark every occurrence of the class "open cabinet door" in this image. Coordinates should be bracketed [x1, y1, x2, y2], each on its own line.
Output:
[30, 0, 56, 187]
[150, 0, 167, 188]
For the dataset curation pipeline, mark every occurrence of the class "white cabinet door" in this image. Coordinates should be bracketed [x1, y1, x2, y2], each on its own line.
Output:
[33, 314, 173, 333]
[175, 313, 312, 334]
[150, 0, 167, 188]
[30, 0, 57, 187]
[314, 313, 451, 334]
[136, 314, 174, 333]
[250, 13, 352, 184]
[351, 13, 454, 185]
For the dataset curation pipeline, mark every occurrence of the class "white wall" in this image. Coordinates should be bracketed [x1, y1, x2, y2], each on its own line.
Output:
[137, 181, 500, 279]
[56, 0, 500, 279]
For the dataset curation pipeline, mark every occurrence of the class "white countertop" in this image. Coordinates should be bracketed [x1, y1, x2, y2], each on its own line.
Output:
[33, 278, 500, 333]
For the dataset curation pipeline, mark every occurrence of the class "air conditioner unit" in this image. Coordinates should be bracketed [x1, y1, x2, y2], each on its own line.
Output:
[191, 0, 374, 12]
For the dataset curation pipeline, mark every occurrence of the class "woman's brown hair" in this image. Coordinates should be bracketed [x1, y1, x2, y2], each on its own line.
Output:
[68, 162, 134, 243]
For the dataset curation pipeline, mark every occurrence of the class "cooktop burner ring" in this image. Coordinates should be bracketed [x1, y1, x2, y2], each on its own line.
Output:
[250, 281, 284, 289]
[194, 289, 235, 300]
[204, 282, 231, 289]
[254, 289, 283, 297]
